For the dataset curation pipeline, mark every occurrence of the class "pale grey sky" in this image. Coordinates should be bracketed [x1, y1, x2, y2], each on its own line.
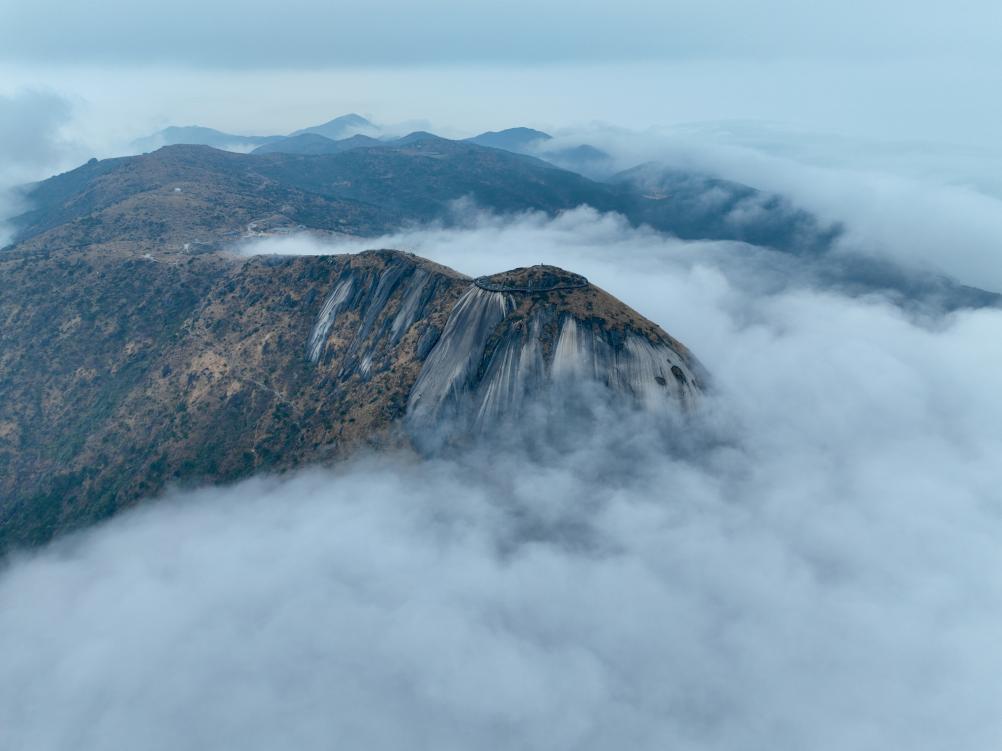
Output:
[2, 0, 1001, 67]
[2, 57, 1000, 153]
[1, 0, 1000, 149]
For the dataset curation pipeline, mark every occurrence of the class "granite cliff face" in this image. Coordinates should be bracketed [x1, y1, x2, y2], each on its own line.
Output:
[406, 266, 703, 445]
[0, 246, 702, 551]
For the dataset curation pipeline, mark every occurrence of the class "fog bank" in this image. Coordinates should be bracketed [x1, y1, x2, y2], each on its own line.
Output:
[4, 212, 1002, 750]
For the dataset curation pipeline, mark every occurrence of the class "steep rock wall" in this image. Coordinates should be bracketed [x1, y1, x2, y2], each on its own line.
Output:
[405, 266, 705, 443]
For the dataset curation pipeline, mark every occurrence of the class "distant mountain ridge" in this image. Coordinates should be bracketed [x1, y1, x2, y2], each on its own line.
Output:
[132, 125, 284, 153]
[19, 124, 996, 312]
[466, 127, 552, 152]
[252, 133, 383, 156]
[132, 114, 378, 155]
[132, 116, 613, 174]
[290, 113, 378, 140]
[15, 135, 836, 258]
[465, 127, 614, 176]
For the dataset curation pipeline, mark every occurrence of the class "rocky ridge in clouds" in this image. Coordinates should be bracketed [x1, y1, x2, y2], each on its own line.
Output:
[0, 244, 701, 551]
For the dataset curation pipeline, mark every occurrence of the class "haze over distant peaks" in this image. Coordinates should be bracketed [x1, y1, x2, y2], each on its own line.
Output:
[392, 130, 449, 145]
[466, 127, 552, 152]
[130, 115, 617, 175]
[132, 114, 380, 155]
[290, 113, 378, 140]
[132, 125, 284, 153]
[466, 127, 614, 176]
[252, 132, 382, 155]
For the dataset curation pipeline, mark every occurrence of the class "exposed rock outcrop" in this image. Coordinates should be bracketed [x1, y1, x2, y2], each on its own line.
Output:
[405, 266, 703, 444]
[0, 249, 702, 550]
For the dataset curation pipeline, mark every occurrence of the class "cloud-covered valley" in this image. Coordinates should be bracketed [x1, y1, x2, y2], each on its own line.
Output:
[3, 209, 1001, 750]
[531, 125, 1002, 293]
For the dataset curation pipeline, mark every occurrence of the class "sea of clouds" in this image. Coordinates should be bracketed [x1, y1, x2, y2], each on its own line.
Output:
[3, 202, 1001, 749]
[532, 123, 1002, 293]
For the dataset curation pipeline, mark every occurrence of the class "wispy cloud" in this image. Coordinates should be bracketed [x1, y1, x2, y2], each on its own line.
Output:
[0, 89, 80, 245]
[531, 125, 1002, 292]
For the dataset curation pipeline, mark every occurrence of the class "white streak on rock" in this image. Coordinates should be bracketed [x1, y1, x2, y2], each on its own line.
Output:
[555, 318, 700, 412]
[307, 279, 353, 363]
[407, 285, 514, 422]
[390, 268, 430, 344]
[408, 292, 702, 437]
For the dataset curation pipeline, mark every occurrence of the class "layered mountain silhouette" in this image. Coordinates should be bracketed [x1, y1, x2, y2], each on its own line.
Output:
[289, 113, 379, 140]
[132, 125, 285, 153]
[252, 133, 383, 155]
[465, 127, 614, 176]
[130, 116, 604, 178]
[51, 119, 999, 309]
[132, 114, 378, 153]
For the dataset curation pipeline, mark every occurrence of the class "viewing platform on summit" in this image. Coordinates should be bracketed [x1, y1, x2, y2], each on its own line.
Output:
[474, 265, 589, 294]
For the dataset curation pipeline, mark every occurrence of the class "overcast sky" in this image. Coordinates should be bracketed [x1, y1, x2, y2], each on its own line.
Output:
[3, 0, 1001, 66]
[1, 0, 1001, 149]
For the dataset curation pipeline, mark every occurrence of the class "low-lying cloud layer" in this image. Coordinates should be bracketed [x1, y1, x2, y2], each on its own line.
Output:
[243, 117, 1002, 294]
[4, 211, 1002, 749]
[535, 125, 1002, 293]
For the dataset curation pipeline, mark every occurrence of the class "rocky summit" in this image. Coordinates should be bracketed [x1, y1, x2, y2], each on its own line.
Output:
[407, 264, 703, 444]
[0, 244, 703, 551]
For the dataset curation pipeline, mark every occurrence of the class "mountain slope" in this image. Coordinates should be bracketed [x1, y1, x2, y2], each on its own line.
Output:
[612, 161, 839, 255]
[8, 145, 401, 250]
[11, 136, 847, 259]
[8, 137, 992, 310]
[406, 265, 704, 449]
[465, 127, 613, 176]
[0, 246, 701, 551]
[7, 140, 624, 252]
[250, 135, 625, 221]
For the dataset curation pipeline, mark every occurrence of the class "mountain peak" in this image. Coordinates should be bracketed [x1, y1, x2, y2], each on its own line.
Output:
[290, 113, 377, 140]
[393, 130, 446, 144]
[405, 260, 704, 446]
[0, 245, 703, 548]
[475, 264, 588, 293]
[131, 126, 283, 152]
[466, 127, 552, 153]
